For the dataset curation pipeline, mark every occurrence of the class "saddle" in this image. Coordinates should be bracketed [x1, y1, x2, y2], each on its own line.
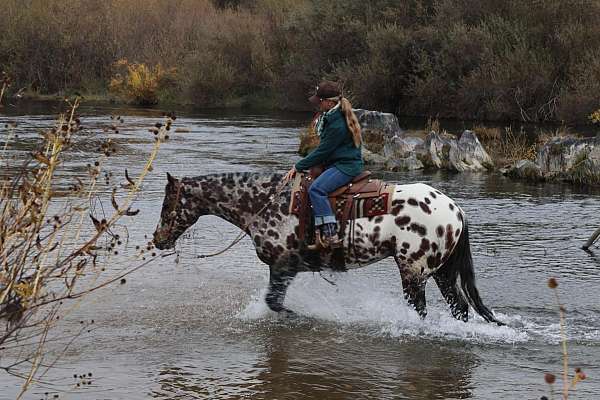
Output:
[290, 168, 394, 247]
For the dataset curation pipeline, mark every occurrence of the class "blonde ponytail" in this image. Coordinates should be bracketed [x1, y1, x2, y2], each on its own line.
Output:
[340, 97, 362, 148]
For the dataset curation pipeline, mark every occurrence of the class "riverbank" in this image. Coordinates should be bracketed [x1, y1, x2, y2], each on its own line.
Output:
[299, 108, 600, 186]
[7, 94, 599, 138]
[1, 0, 599, 123]
[11, 89, 279, 109]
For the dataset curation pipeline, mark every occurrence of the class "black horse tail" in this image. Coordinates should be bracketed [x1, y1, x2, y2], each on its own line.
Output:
[443, 220, 504, 325]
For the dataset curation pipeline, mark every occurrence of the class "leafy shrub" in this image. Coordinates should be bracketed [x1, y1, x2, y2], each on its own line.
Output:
[182, 51, 237, 106]
[109, 59, 176, 105]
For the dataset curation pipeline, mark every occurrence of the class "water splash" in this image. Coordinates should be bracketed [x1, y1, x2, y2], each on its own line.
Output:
[238, 273, 529, 344]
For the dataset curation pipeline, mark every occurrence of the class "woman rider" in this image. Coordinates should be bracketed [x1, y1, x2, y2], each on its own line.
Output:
[284, 81, 363, 249]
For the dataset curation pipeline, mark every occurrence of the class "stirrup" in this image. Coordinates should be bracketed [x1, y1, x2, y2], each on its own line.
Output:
[307, 231, 326, 251]
[307, 231, 342, 251]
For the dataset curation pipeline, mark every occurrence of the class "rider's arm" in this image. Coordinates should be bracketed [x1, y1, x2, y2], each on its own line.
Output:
[294, 124, 344, 171]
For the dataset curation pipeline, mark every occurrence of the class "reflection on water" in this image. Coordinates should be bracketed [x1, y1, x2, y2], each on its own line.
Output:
[151, 326, 476, 400]
[1, 102, 600, 399]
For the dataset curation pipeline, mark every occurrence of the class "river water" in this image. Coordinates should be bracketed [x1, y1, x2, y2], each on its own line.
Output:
[1, 102, 599, 399]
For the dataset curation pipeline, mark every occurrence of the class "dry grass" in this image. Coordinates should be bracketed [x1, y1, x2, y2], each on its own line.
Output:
[0, 93, 173, 396]
[472, 124, 501, 143]
[474, 125, 537, 167]
[362, 129, 387, 154]
[0, 72, 10, 106]
[536, 126, 580, 146]
[425, 117, 440, 134]
[591, 109, 600, 124]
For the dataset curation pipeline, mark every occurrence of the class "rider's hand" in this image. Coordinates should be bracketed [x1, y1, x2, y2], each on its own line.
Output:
[283, 166, 296, 184]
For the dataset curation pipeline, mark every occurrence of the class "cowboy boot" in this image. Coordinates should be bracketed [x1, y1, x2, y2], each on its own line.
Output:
[320, 222, 342, 249]
[323, 233, 343, 249]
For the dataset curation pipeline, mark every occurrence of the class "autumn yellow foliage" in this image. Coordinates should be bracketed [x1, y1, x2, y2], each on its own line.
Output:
[109, 59, 176, 105]
[590, 109, 600, 124]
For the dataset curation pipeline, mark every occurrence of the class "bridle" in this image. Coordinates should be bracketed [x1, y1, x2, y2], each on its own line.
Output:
[164, 181, 183, 237]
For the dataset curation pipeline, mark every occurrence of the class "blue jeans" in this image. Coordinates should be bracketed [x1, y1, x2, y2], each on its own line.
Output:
[309, 166, 353, 226]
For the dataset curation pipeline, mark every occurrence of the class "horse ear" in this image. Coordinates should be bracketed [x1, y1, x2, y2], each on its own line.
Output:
[166, 172, 177, 185]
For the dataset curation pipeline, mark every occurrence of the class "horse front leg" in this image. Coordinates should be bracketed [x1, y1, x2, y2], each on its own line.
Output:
[265, 265, 297, 314]
[394, 256, 427, 319]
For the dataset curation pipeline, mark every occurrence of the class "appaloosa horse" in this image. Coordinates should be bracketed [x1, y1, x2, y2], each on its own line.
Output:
[153, 172, 503, 325]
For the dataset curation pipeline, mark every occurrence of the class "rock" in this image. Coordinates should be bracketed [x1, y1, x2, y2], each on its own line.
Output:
[501, 160, 543, 181]
[382, 136, 425, 159]
[403, 136, 425, 150]
[297, 109, 493, 174]
[354, 109, 403, 138]
[421, 131, 452, 169]
[502, 136, 600, 185]
[385, 154, 424, 171]
[419, 130, 493, 172]
[537, 136, 600, 173]
[381, 136, 426, 171]
[450, 130, 495, 172]
[383, 136, 412, 159]
[536, 136, 600, 184]
[362, 148, 387, 165]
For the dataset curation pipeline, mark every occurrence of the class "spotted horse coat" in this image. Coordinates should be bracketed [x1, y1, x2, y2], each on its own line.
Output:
[153, 172, 503, 325]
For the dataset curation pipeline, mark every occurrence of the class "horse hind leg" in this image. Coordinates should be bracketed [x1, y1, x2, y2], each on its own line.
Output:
[435, 221, 504, 325]
[394, 256, 427, 319]
[265, 265, 297, 314]
[432, 265, 469, 322]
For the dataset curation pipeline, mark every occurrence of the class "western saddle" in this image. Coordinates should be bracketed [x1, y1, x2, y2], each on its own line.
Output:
[290, 168, 393, 249]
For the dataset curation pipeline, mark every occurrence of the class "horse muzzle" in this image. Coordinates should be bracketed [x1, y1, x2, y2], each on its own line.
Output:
[152, 229, 175, 250]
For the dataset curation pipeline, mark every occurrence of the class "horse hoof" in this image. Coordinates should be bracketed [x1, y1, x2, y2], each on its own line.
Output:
[280, 308, 296, 317]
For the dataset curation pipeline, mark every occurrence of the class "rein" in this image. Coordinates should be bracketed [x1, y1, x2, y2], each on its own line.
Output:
[165, 181, 183, 237]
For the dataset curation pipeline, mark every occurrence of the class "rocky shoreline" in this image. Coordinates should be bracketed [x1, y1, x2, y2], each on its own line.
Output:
[502, 136, 600, 185]
[299, 109, 600, 186]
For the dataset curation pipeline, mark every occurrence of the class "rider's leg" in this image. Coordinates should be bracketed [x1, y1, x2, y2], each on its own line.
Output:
[308, 166, 353, 246]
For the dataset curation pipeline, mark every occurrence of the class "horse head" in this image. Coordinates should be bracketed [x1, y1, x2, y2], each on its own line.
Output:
[153, 173, 202, 249]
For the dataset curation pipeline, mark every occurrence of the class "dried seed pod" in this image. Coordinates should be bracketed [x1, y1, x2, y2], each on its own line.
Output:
[544, 373, 555, 384]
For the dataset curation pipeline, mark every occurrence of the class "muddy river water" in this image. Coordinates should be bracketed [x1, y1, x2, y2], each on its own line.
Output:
[1, 102, 599, 399]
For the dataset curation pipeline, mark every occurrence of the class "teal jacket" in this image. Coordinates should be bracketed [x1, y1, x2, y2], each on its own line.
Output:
[295, 108, 363, 177]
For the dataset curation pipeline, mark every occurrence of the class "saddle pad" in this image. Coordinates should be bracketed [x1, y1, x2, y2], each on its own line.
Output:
[330, 185, 394, 220]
